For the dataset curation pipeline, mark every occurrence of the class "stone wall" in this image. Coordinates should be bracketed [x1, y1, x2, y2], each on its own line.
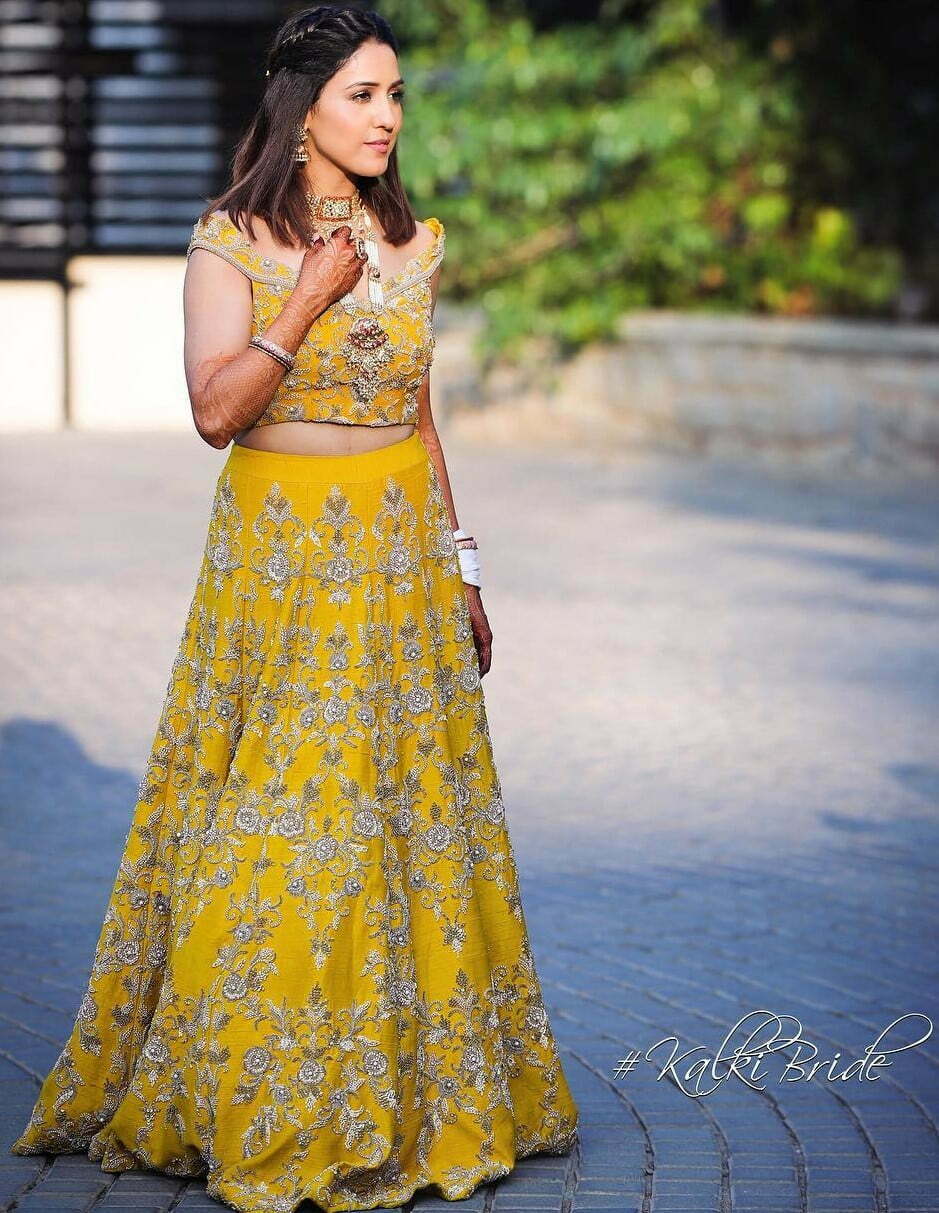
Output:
[436, 308, 939, 477]
[5, 258, 938, 479]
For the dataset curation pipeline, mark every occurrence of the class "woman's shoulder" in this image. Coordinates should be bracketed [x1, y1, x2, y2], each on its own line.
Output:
[189, 207, 230, 236]
[187, 208, 444, 284]
[189, 208, 270, 251]
[187, 210, 291, 284]
[410, 216, 445, 273]
[187, 208, 245, 256]
[418, 216, 445, 246]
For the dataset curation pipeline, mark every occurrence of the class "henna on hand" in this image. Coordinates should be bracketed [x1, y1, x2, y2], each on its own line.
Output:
[191, 232, 365, 449]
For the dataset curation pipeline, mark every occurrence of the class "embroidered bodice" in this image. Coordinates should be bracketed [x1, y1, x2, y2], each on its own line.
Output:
[185, 210, 445, 428]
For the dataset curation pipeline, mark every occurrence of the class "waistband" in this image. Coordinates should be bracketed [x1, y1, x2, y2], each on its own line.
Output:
[223, 430, 428, 485]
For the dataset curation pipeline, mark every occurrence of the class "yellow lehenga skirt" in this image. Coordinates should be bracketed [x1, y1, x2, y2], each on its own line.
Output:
[10, 431, 579, 1213]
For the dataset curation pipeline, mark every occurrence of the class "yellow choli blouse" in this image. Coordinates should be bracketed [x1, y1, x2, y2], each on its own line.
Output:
[185, 211, 445, 428]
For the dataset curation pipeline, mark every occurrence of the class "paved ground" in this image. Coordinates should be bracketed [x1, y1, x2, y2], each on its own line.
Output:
[1, 430, 938, 1213]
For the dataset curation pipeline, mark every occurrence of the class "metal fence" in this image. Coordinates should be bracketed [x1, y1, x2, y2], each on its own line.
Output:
[0, 0, 292, 282]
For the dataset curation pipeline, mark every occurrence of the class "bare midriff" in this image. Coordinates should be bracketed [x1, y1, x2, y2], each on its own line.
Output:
[233, 420, 416, 455]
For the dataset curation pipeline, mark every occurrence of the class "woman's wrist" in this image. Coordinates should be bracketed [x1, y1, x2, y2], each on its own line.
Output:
[285, 282, 331, 329]
[453, 527, 481, 588]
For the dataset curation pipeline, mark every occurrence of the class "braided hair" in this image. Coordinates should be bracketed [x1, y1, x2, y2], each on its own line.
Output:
[264, 5, 397, 79]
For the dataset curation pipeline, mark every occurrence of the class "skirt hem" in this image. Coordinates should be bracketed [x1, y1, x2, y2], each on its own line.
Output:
[10, 1121, 579, 1213]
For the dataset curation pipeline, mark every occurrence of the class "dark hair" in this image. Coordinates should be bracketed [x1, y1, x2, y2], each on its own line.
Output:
[199, 5, 417, 250]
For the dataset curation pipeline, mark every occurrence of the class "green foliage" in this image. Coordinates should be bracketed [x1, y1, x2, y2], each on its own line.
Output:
[382, 0, 902, 365]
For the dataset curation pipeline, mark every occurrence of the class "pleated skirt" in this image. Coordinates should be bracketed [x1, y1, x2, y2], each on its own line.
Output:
[10, 430, 579, 1213]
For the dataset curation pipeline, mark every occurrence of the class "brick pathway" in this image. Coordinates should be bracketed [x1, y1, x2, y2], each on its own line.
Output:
[1, 431, 938, 1213]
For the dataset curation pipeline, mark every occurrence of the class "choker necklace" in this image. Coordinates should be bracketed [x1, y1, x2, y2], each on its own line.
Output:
[304, 187, 383, 308]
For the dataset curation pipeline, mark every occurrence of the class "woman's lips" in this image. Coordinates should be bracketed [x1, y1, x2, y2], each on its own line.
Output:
[365, 141, 390, 152]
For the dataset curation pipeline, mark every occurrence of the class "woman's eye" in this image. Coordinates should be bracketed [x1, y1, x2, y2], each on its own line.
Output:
[352, 90, 406, 102]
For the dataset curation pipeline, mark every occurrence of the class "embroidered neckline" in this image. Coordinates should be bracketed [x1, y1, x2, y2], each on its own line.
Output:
[207, 211, 444, 311]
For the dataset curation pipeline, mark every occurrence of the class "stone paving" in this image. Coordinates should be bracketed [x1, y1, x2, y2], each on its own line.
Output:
[1, 430, 938, 1213]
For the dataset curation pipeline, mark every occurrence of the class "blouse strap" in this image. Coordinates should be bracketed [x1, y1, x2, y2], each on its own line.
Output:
[415, 217, 445, 279]
[188, 210, 446, 293]
[186, 211, 290, 285]
[385, 217, 446, 300]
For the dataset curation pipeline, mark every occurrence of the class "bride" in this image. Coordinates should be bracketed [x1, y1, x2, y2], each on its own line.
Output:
[10, 7, 580, 1212]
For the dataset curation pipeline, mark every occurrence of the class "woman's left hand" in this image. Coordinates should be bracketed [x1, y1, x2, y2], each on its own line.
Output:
[464, 585, 492, 676]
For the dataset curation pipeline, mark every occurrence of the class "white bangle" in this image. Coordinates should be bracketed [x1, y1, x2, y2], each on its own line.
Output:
[458, 549, 481, 587]
[453, 528, 481, 588]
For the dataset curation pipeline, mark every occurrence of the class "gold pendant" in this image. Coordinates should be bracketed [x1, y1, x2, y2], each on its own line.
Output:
[304, 190, 383, 308]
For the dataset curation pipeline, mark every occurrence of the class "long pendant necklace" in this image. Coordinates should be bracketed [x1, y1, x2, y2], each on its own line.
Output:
[304, 187, 384, 308]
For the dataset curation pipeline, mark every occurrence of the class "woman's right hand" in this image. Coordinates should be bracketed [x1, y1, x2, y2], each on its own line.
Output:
[294, 223, 367, 311]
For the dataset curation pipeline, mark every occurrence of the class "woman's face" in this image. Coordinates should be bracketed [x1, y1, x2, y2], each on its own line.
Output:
[306, 39, 404, 179]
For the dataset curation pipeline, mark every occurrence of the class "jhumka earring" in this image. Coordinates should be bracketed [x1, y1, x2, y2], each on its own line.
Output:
[294, 124, 309, 163]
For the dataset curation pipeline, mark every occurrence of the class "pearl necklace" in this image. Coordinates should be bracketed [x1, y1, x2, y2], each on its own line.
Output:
[304, 187, 383, 308]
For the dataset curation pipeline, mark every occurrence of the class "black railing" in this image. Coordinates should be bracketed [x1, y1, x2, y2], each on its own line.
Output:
[0, 1, 290, 281]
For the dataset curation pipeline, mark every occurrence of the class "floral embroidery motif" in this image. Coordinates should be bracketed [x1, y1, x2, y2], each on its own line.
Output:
[372, 474, 421, 595]
[308, 483, 370, 606]
[185, 211, 443, 430]
[204, 473, 244, 592]
[10, 395, 578, 1213]
[248, 481, 306, 602]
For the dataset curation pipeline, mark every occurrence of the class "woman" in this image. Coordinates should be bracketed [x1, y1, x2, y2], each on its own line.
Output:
[10, 6, 580, 1212]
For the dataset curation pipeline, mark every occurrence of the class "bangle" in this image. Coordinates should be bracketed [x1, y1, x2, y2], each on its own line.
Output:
[458, 552, 481, 588]
[452, 528, 481, 587]
[248, 334, 294, 370]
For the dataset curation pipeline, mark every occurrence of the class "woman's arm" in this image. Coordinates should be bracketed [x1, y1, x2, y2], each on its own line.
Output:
[183, 225, 364, 449]
[415, 261, 493, 676]
[183, 250, 331, 449]
[415, 261, 459, 523]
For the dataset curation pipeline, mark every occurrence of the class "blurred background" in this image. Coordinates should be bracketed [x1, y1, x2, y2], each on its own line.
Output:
[3, 7, 939, 1205]
[1, 0, 937, 474]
